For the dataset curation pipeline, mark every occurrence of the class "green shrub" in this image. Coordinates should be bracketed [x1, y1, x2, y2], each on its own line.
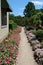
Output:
[9, 20, 17, 30]
[25, 25, 35, 30]
[29, 13, 42, 28]
[33, 30, 43, 41]
[40, 41, 43, 47]
[40, 60, 43, 65]
[30, 42, 36, 46]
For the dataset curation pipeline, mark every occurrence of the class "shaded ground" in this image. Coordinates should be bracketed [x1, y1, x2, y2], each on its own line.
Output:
[16, 27, 38, 65]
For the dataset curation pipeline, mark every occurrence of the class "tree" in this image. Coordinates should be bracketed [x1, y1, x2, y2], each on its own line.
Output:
[24, 2, 35, 17]
[28, 13, 42, 28]
[9, 14, 15, 21]
[40, 7, 43, 13]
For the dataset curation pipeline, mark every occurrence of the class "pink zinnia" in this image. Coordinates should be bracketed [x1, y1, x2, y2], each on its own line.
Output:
[6, 60, 10, 64]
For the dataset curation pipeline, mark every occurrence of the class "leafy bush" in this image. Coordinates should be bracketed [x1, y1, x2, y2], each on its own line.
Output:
[25, 25, 35, 30]
[28, 13, 42, 29]
[9, 20, 17, 30]
[40, 41, 43, 47]
[33, 30, 43, 41]
[30, 42, 36, 46]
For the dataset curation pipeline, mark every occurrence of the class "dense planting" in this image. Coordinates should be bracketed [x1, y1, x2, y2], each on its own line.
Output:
[0, 26, 22, 65]
[25, 28, 43, 65]
[25, 26, 35, 30]
[0, 40, 16, 65]
[33, 29, 43, 42]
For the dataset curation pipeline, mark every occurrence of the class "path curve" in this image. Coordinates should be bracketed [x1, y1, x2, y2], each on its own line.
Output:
[16, 27, 38, 65]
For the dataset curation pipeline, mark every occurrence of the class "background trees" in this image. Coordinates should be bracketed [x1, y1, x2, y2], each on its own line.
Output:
[9, 14, 26, 26]
[9, 2, 43, 30]
[24, 2, 35, 17]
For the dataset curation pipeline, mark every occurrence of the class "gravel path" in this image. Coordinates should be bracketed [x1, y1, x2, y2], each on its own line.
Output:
[16, 27, 38, 65]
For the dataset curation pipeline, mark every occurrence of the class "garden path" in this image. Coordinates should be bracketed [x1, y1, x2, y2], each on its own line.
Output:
[16, 27, 38, 65]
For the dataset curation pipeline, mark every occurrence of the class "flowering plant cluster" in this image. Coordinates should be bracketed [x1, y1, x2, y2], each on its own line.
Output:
[0, 40, 17, 65]
[0, 26, 22, 65]
[25, 28, 43, 65]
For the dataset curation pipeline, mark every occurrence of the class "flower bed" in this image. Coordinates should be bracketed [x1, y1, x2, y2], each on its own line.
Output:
[25, 28, 43, 65]
[9, 26, 22, 47]
[0, 41, 15, 65]
[0, 26, 22, 65]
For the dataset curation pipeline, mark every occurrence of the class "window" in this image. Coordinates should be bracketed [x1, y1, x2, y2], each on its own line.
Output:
[1, 10, 7, 26]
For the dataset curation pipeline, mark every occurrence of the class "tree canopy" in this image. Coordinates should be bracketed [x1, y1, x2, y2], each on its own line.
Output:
[24, 2, 35, 17]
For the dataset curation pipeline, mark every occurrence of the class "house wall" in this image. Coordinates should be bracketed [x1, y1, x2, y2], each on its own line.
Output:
[0, 0, 9, 42]
[0, 0, 1, 29]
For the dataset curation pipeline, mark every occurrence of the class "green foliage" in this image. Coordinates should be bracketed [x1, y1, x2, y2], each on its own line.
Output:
[28, 12, 42, 28]
[0, 43, 3, 47]
[0, 39, 16, 65]
[33, 30, 43, 41]
[0, 55, 3, 60]
[36, 20, 42, 26]
[24, 2, 35, 17]
[9, 12, 43, 28]
[10, 40, 16, 45]
[8, 31, 12, 38]
[9, 14, 26, 26]
[14, 16, 26, 26]
[40, 8, 43, 13]
[2, 62, 14, 65]
[9, 20, 17, 30]
[9, 14, 18, 30]
[2, 62, 8, 65]
[9, 14, 15, 21]
[40, 41, 43, 47]
[25, 25, 35, 30]
[4, 50, 10, 57]
[30, 42, 36, 46]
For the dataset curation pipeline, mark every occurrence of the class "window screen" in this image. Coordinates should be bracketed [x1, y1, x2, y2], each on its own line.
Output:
[1, 10, 7, 26]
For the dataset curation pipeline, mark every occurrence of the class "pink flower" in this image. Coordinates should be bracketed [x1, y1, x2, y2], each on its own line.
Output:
[6, 59, 10, 64]
[0, 60, 2, 64]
